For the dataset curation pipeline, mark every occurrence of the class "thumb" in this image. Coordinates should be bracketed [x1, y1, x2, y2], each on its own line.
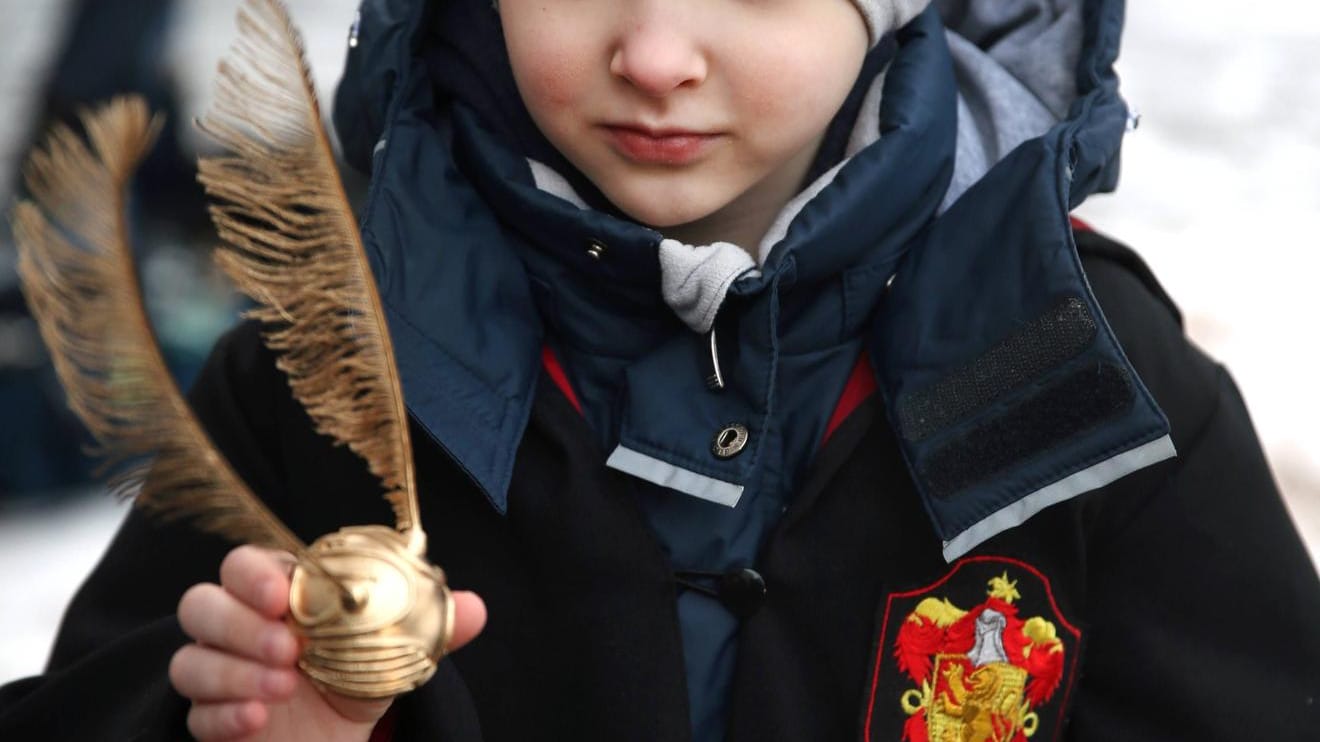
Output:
[446, 590, 488, 652]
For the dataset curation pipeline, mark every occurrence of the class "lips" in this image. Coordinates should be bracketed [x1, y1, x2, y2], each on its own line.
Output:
[603, 125, 722, 165]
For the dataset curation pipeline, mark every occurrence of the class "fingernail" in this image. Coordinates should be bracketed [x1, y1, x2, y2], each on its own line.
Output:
[263, 628, 297, 664]
[262, 670, 296, 697]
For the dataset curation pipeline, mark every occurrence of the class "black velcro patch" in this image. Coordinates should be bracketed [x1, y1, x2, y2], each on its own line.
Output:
[896, 297, 1097, 442]
[919, 362, 1134, 501]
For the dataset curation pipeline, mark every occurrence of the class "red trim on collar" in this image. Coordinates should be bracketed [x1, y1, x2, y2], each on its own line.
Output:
[544, 345, 875, 436]
[822, 353, 877, 446]
[1069, 215, 1093, 233]
[541, 346, 584, 415]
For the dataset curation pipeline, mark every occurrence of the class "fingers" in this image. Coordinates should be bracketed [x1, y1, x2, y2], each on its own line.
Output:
[219, 545, 296, 619]
[184, 547, 485, 664]
[185, 700, 267, 741]
[177, 583, 299, 666]
[177, 546, 299, 666]
[173, 547, 300, 740]
[169, 644, 298, 703]
[449, 590, 487, 652]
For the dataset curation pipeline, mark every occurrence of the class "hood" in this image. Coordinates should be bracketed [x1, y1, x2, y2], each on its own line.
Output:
[337, 0, 1112, 209]
[334, 0, 1171, 561]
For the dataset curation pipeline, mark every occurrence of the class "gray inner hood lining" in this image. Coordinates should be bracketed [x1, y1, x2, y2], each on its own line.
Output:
[939, 0, 1085, 209]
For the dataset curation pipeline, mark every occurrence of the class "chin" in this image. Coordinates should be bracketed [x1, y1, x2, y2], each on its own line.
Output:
[633, 209, 709, 230]
[598, 179, 733, 233]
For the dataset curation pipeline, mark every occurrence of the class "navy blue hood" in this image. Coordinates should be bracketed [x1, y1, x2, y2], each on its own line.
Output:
[333, 0, 1171, 560]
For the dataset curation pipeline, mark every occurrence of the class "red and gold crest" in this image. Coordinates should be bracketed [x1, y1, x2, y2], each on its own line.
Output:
[863, 557, 1081, 742]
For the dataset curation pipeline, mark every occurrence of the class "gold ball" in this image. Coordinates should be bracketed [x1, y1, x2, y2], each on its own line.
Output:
[288, 526, 453, 698]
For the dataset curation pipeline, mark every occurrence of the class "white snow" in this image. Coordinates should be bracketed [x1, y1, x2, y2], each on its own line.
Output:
[0, 493, 130, 681]
[1075, 0, 1320, 560]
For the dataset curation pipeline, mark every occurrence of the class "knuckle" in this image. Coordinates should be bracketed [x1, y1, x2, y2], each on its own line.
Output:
[189, 702, 257, 741]
[220, 546, 293, 616]
[167, 646, 193, 693]
[171, 646, 227, 699]
[187, 705, 223, 740]
[177, 584, 221, 634]
[219, 545, 259, 585]
[176, 583, 204, 616]
[231, 702, 264, 737]
[178, 585, 266, 659]
[220, 655, 256, 696]
[222, 611, 258, 654]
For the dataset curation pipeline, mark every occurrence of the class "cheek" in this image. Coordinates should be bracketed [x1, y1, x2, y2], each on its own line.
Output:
[503, 14, 597, 119]
[727, 29, 867, 150]
[736, 56, 860, 156]
[518, 46, 589, 111]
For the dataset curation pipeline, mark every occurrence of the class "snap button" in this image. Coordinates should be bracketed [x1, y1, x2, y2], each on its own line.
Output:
[712, 423, 749, 459]
[586, 240, 607, 260]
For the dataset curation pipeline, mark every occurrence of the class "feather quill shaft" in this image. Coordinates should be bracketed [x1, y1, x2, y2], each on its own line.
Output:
[197, 0, 420, 540]
[11, 97, 314, 559]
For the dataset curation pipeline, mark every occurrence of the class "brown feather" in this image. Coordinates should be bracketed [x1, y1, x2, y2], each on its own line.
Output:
[11, 96, 309, 554]
[196, 0, 419, 536]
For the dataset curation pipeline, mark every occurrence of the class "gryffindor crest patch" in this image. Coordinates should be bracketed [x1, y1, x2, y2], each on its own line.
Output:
[863, 557, 1082, 742]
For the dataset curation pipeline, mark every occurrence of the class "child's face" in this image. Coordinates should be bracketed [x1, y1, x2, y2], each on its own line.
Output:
[500, 0, 869, 235]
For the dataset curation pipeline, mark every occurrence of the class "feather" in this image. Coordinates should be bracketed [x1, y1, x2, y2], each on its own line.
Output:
[11, 96, 310, 555]
[195, 0, 419, 538]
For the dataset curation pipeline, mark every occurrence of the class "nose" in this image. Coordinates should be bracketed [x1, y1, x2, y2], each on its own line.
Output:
[609, 18, 707, 97]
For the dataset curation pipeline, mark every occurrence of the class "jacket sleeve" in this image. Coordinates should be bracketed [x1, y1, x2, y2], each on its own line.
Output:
[1068, 237, 1320, 741]
[0, 321, 292, 740]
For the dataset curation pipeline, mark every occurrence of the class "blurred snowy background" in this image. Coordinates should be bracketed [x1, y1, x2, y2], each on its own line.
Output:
[0, 0, 1316, 685]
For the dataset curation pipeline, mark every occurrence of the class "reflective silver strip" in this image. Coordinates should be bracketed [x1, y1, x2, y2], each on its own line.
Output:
[605, 445, 744, 508]
[941, 434, 1177, 561]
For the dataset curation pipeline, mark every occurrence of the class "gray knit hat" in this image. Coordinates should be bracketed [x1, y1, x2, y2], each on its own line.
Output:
[850, 0, 931, 46]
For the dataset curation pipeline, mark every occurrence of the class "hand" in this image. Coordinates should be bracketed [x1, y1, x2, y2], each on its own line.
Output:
[171, 545, 486, 741]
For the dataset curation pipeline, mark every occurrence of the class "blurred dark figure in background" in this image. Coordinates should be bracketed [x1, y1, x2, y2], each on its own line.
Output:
[24, 0, 206, 237]
[1, 0, 230, 500]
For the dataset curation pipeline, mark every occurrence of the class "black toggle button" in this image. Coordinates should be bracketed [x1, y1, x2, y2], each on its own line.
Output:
[674, 567, 767, 619]
[719, 568, 767, 618]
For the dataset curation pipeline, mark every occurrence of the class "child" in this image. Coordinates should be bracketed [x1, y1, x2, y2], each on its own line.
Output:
[2, 0, 1317, 740]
